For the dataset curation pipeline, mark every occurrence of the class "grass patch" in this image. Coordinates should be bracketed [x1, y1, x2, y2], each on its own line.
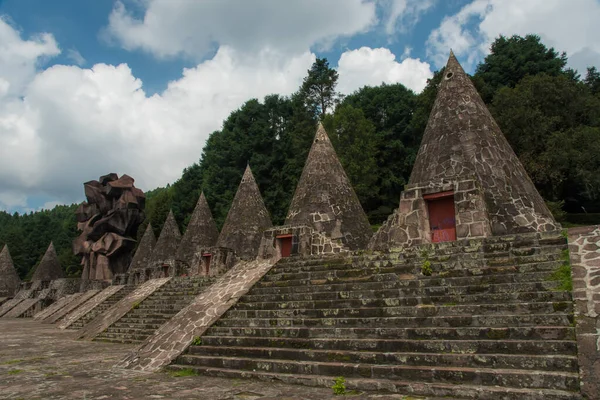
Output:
[8, 369, 23, 375]
[549, 249, 573, 291]
[191, 336, 202, 346]
[168, 368, 198, 377]
[421, 260, 432, 276]
[1, 359, 23, 365]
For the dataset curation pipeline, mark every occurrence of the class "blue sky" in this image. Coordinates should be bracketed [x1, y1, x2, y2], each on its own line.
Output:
[1, 0, 599, 214]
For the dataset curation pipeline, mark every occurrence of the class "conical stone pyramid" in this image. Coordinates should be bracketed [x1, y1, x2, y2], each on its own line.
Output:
[129, 223, 156, 271]
[31, 242, 64, 282]
[151, 211, 182, 266]
[0, 245, 21, 296]
[408, 51, 558, 234]
[217, 165, 272, 260]
[285, 123, 372, 249]
[176, 192, 219, 268]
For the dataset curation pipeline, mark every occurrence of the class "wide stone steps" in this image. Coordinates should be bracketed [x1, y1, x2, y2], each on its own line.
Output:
[67, 286, 135, 330]
[232, 290, 569, 310]
[225, 302, 572, 319]
[175, 355, 578, 390]
[185, 345, 578, 371]
[167, 365, 580, 400]
[205, 325, 574, 341]
[240, 289, 570, 305]
[214, 314, 571, 328]
[169, 235, 578, 398]
[261, 256, 563, 283]
[198, 336, 578, 355]
[93, 277, 213, 343]
[249, 272, 557, 296]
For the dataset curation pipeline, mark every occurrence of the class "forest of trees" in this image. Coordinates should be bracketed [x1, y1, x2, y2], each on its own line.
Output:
[2, 34, 600, 279]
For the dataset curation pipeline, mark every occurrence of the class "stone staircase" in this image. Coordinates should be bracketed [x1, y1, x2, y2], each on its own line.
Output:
[170, 233, 580, 400]
[94, 276, 215, 344]
[67, 285, 135, 330]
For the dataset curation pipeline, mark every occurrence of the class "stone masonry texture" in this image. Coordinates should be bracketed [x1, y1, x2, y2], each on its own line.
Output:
[117, 259, 275, 371]
[176, 192, 219, 270]
[59, 285, 124, 329]
[285, 123, 372, 250]
[31, 242, 65, 282]
[129, 224, 156, 271]
[75, 277, 170, 341]
[150, 211, 181, 267]
[568, 225, 600, 399]
[408, 52, 558, 235]
[217, 165, 273, 260]
[43, 290, 99, 324]
[0, 245, 20, 297]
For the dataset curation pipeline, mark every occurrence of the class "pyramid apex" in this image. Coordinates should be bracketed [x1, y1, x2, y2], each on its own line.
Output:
[176, 190, 219, 267]
[129, 222, 157, 271]
[285, 122, 372, 249]
[217, 166, 272, 260]
[151, 211, 182, 266]
[31, 242, 64, 281]
[0, 243, 20, 296]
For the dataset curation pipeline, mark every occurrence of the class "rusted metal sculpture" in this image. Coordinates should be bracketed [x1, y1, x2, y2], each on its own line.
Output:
[73, 173, 145, 281]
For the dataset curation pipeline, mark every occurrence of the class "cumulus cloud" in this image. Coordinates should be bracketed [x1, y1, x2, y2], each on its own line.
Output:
[379, 0, 436, 35]
[337, 47, 433, 93]
[105, 0, 377, 59]
[0, 17, 316, 211]
[427, 0, 600, 72]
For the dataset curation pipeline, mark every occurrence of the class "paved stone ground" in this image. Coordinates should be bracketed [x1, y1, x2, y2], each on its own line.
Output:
[0, 319, 441, 400]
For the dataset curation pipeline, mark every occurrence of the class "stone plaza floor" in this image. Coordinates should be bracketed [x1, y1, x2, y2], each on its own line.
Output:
[0, 319, 438, 400]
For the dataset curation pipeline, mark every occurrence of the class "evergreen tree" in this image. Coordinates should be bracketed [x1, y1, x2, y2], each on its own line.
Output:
[300, 58, 340, 118]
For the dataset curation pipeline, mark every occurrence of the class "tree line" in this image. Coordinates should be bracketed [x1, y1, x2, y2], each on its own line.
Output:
[2, 34, 599, 279]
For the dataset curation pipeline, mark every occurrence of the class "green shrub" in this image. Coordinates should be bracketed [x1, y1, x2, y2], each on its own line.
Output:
[421, 260, 432, 276]
[191, 336, 202, 346]
[332, 376, 346, 395]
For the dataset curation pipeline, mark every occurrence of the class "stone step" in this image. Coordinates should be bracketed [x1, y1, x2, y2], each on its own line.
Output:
[101, 326, 159, 335]
[167, 365, 580, 399]
[185, 345, 578, 372]
[111, 317, 169, 326]
[214, 314, 572, 329]
[226, 302, 573, 319]
[263, 255, 563, 282]
[249, 273, 564, 295]
[199, 336, 577, 355]
[240, 289, 571, 305]
[176, 355, 579, 390]
[94, 331, 149, 342]
[233, 290, 570, 311]
[205, 325, 575, 341]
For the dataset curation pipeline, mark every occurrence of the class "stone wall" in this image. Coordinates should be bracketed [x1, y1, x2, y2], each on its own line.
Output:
[259, 225, 348, 262]
[117, 259, 275, 372]
[370, 178, 491, 251]
[568, 225, 600, 399]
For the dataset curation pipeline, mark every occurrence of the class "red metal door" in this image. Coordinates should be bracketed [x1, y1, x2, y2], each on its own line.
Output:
[425, 193, 456, 243]
[202, 254, 212, 275]
[277, 235, 292, 258]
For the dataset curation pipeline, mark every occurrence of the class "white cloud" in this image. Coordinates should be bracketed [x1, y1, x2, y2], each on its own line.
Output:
[380, 0, 436, 35]
[0, 17, 316, 211]
[105, 0, 377, 59]
[0, 16, 60, 98]
[427, 0, 600, 72]
[66, 48, 85, 66]
[337, 47, 433, 93]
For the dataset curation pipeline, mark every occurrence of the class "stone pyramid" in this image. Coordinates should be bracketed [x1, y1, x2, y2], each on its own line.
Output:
[408, 51, 558, 234]
[129, 223, 156, 271]
[217, 165, 272, 260]
[151, 211, 182, 265]
[0, 245, 21, 296]
[31, 242, 65, 281]
[176, 192, 219, 268]
[285, 123, 372, 249]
